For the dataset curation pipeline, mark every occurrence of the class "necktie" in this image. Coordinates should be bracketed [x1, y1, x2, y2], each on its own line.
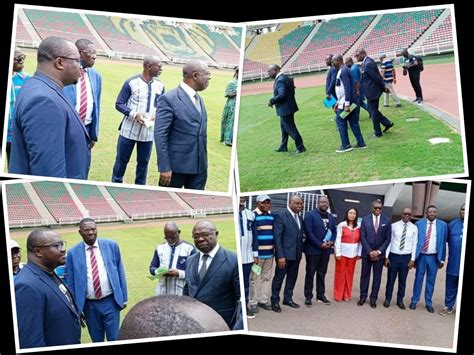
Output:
[89, 246, 102, 299]
[374, 216, 379, 233]
[199, 254, 209, 281]
[194, 93, 201, 114]
[79, 69, 88, 123]
[399, 223, 407, 250]
[422, 222, 433, 253]
[294, 213, 300, 229]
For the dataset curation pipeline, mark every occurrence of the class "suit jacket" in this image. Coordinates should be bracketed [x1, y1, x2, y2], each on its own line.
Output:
[63, 68, 102, 142]
[9, 71, 91, 179]
[360, 56, 386, 101]
[329, 66, 357, 105]
[66, 239, 128, 314]
[274, 209, 304, 261]
[269, 73, 299, 117]
[154, 86, 207, 174]
[183, 247, 240, 328]
[360, 214, 392, 258]
[303, 209, 337, 255]
[325, 66, 337, 98]
[415, 219, 448, 264]
[15, 262, 81, 349]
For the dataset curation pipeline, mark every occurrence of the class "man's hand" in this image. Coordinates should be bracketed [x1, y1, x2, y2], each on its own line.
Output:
[253, 257, 259, 264]
[344, 105, 351, 112]
[277, 257, 286, 269]
[438, 262, 444, 269]
[166, 269, 179, 277]
[268, 101, 273, 108]
[135, 113, 145, 124]
[90, 141, 96, 149]
[384, 258, 390, 267]
[408, 260, 415, 269]
[159, 171, 172, 186]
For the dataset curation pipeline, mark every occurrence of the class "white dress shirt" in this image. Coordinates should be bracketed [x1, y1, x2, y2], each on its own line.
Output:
[198, 243, 220, 273]
[180, 82, 201, 113]
[386, 220, 418, 260]
[84, 241, 112, 299]
[75, 69, 93, 125]
[287, 207, 300, 229]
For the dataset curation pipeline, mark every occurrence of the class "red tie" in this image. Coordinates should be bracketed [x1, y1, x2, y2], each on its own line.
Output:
[89, 246, 102, 299]
[422, 222, 433, 253]
[79, 69, 87, 123]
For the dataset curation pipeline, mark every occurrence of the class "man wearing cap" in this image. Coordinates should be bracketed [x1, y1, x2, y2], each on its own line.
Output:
[10, 239, 24, 279]
[249, 194, 275, 312]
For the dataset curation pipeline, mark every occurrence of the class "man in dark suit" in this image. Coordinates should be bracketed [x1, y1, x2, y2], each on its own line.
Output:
[183, 220, 241, 329]
[9, 36, 91, 179]
[271, 195, 305, 312]
[66, 218, 128, 342]
[155, 60, 210, 190]
[358, 199, 392, 308]
[355, 47, 394, 138]
[64, 39, 102, 152]
[409, 205, 448, 313]
[15, 229, 81, 349]
[267, 64, 306, 154]
[325, 54, 337, 102]
[303, 195, 337, 306]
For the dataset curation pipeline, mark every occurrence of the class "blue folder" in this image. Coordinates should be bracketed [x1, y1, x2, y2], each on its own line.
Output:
[323, 95, 337, 109]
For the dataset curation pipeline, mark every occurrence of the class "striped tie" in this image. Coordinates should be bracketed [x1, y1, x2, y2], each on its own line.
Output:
[399, 223, 407, 250]
[422, 222, 433, 253]
[79, 69, 87, 123]
[89, 246, 102, 299]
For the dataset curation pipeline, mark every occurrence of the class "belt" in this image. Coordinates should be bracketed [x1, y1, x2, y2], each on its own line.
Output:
[86, 294, 113, 302]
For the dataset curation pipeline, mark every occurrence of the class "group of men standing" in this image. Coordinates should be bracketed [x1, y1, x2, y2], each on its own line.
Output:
[13, 218, 241, 349]
[239, 194, 464, 319]
[8, 37, 211, 190]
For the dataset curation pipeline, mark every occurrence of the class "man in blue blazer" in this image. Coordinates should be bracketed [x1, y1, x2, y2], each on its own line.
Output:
[155, 61, 209, 190]
[15, 229, 81, 349]
[409, 205, 448, 313]
[63, 39, 102, 151]
[329, 55, 366, 152]
[271, 195, 305, 311]
[66, 218, 128, 342]
[303, 195, 337, 306]
[355, 47, 394, 138]
[268, 64, 306, 154]
[183, 220, 241, 329]
[358, 199, 392, 308]
[9, 37, 91, 179]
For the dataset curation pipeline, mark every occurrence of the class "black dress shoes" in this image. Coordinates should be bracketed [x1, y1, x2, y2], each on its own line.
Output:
[383, 122, 394, 133]
[383, 300, 390, 308]
[370, 300, 377, 308]
[409, 302, 416, 310]
[295, 147, 306, 154]
[271, 303, 281, 313]
[397, 301, 406, 310]
[304, 298, 312, 306]
[283, 300, 300, 308]
[274, 148, 288, 152]
[426, 306, 435, 313]
[357, 298, 366, 306]
[257, 302, 272, 311]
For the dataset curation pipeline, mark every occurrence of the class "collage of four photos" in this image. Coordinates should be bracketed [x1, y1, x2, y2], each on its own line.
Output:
[0, 2, 470, 354]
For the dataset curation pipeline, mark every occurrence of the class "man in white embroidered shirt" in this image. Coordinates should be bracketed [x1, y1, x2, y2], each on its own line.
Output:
[383, 208, 418, 309]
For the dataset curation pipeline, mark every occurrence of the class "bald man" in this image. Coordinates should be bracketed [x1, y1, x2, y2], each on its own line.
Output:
[118, 295, 229, 339]
[183, 221, 241, 328]
[149, 222, 196, 295]
[15, 229, 81, 348]
[154, 60, 211, 190]
[9, 37, 91, 179]
[112, 56, 164, 185]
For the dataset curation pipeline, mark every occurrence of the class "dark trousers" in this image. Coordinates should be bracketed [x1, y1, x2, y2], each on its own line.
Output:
[112, 135, 153, 185]
[84, 296, 121, 342]
[409, 71, 423, 100]
[271, 259, 301, 304]
[360, 256, 385, 301]
[161, 171, 207, 190]
[336, 107, 365, 148]
[367, 98, 392, 136]
[242, 263, 253, 304]
[278, 114, 304, 151]
[445, 273, 459, 308]
[385, 253, 411, 302]
[6, 142, 11, 168]
[304, 253, 330, 299]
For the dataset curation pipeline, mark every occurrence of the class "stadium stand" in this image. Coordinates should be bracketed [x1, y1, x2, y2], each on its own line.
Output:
[230, 27, 243, 47]
[70, 183, 119, 221]
[278, 24, 314, 66]
[287, 15, 374, 71]
[23, 9, 109, 52]
[356, 10, 443, 58]
[15, 18, 34, 44]
[177, 193, 233, 213]
[32, 181, 84, 224]
[106, 186, 188, 219]
[420, 13, 452, 49]
[6, 184, 45, 227]
[87, 14, 158, 57]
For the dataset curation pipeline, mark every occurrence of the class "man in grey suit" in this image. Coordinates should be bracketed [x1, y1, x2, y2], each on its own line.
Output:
[154, 61, 210, 190]
[270, 195, 305, 312]
[183, 220, 241, 329]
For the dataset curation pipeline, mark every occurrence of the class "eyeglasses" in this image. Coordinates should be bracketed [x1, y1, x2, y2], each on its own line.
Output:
[14, 55, 26, 62]
[58, 56, 81, 64]
[36, 241, 67, 251]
